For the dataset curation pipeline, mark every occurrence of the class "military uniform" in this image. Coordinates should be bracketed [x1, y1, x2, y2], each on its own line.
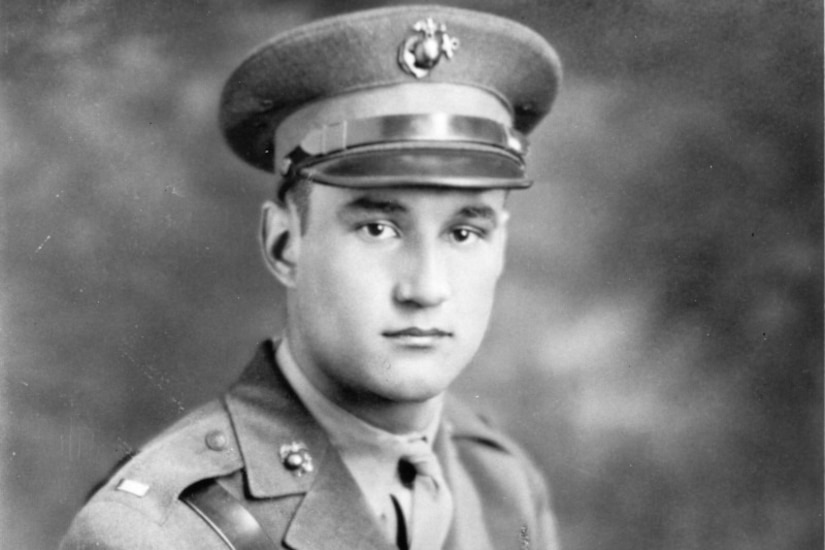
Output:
[61, 341, 558, 549]
[62, 5, 563, 548]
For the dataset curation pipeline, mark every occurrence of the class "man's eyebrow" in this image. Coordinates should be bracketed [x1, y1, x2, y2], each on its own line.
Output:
[455, 204, 499, 222]
[341, 196, 408, 215]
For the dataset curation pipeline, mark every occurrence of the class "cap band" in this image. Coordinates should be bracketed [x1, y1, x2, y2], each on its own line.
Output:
[274, 82, 513, 162]
[282, 113, 528, 176]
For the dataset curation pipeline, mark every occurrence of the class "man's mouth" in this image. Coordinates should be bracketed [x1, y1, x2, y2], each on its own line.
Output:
[382, 327, 453, 347]
[383, 327, 453, 338]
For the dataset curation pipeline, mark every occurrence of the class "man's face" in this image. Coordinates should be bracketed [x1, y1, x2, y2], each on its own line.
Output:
[279, 184, 509, 408]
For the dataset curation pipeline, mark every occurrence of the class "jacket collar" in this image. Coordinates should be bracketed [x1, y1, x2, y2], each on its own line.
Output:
[438, 396, 512, 550]
[226, 340, 512, 498]
[443, 392, 516, 454]
[224, 340, 515, 550]
[224, 341, 390, 549]
[224, 340, 332, 499]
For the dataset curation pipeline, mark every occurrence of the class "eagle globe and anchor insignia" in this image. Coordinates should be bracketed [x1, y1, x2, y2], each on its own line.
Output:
[398, 17, 460, 78]
[280, 441, 314, 476]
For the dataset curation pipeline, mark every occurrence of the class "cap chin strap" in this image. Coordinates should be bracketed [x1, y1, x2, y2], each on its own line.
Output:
[280, 113, 528, 177]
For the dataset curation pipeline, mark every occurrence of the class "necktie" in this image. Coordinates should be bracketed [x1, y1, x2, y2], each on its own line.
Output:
[397, 438, 454, 550]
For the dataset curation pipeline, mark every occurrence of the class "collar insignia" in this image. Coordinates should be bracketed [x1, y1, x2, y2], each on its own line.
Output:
[279, 441, 314, 476]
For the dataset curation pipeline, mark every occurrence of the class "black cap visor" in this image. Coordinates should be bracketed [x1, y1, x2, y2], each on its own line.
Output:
[296, 145, 531, 190]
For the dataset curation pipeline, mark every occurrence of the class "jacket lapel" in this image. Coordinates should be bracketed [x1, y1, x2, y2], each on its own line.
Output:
[224, 342, 326, 499]
[438, 396, 522, 550]
[284, 446, 391, 550]
[225, 341, 392, 550]
[436, 420, 495, 550]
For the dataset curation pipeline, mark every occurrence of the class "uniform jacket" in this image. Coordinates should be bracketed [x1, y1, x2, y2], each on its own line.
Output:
[61, 341, 558, 550]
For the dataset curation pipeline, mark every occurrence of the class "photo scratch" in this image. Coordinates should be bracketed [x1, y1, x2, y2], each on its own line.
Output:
[121, 346, 186, 413]
[34, 234, 51, 253]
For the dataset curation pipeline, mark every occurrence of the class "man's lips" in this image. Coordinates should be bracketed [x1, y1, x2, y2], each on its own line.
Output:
[382, 327, 453, 338]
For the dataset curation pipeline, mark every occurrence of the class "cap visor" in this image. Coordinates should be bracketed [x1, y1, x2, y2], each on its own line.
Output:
[297, 147, 531, 189]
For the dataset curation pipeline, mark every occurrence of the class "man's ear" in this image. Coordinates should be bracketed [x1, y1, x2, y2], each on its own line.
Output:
[260, 200, 301, 287]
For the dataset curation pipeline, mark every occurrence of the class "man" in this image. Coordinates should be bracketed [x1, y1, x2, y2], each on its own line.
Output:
[61, 5, 562, 549]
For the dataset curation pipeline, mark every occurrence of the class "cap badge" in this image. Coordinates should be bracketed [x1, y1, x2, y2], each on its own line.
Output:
[279, 441, 314, 476]
[398, 18, 459, 78]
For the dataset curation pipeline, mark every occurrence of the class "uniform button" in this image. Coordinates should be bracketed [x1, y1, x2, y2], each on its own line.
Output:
[205, 430, 228, 451]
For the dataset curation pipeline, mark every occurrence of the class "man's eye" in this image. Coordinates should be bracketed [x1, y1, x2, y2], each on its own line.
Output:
[358, 223, 398, 240]
[450, 227, 482, 244]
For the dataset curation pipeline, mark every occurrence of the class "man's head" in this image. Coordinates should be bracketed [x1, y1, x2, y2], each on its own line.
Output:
[220, 5, 560, 423]
[261, 182, 509, 410]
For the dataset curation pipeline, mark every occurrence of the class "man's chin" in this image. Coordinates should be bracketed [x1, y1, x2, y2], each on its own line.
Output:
[384, 384, 446, 404]
[378, 368, 461, 403]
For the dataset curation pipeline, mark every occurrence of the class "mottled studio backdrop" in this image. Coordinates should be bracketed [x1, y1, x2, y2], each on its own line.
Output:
[1, 1, 822, 549]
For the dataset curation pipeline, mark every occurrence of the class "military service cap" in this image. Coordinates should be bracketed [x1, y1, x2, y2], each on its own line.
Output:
[220, 5, 561, 191]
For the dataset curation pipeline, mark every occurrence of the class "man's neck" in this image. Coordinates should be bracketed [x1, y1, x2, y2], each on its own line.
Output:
[341, 394, 441, 435]
[277, 336, 443, 435]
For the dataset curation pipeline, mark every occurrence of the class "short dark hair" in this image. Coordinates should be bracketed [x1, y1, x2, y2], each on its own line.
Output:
[280, 177, 313, 234]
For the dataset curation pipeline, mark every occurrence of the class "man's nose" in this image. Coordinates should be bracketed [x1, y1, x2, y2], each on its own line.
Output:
[393, 241, 452, 308]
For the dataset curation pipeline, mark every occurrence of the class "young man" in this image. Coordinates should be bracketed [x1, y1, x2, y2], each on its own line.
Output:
[62, 5, 562, 549]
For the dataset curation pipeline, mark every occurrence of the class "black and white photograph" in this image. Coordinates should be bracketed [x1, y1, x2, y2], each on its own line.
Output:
[2, 1, 822, 549]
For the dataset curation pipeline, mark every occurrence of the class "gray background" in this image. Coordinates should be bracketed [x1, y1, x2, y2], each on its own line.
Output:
[2, 1, 822, 549]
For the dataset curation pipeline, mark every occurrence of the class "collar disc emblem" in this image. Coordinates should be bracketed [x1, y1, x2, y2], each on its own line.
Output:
[279, 441, 314, 476]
